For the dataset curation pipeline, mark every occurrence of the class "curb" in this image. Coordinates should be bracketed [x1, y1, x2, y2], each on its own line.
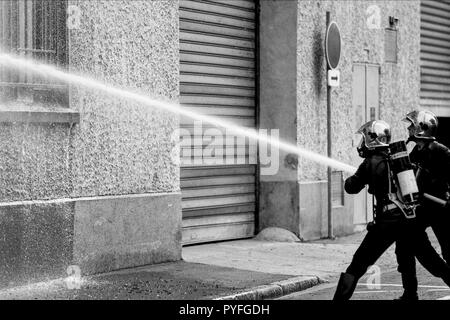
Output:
[214, 276, 327, 300]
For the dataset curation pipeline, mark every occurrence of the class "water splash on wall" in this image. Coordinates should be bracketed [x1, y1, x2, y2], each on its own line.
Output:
[0, 53, 357, 174]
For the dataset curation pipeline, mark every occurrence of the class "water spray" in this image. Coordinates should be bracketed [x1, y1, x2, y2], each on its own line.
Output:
[0, 52, 357, 174]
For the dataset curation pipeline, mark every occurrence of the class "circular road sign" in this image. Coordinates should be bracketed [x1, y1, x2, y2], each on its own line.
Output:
[325, 21, 341, 69]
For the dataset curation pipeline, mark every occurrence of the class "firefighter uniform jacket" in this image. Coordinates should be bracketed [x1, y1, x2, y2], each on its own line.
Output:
[411, 141, 450, 201]
[345, 151, 403, 221]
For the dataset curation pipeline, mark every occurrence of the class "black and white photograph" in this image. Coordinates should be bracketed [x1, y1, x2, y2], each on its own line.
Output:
[0, 0, 450, 310]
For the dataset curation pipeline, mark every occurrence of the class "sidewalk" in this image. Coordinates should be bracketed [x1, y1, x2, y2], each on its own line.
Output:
[0, 230, 400, 300]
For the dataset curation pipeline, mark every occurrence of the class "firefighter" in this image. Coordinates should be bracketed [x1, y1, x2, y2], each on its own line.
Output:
[333, 120, 450, 300]
[395, 110, 450, 300]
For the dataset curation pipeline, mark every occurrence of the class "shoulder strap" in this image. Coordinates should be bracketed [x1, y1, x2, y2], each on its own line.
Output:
[370, 157, 389, 221]
[386, 160, 417, 219]
[372, 193, 376, 221]
[387, 160, 392, 195]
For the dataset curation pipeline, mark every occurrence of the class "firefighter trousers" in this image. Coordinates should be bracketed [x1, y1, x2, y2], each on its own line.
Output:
[396, 207, 450, 293]
[347, 218, 450, 286]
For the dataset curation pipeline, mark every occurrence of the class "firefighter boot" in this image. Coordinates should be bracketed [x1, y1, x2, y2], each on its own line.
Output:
[395, 273, 418, 301]
[395, 292, 418, 300]
[333, 272, 357, 300]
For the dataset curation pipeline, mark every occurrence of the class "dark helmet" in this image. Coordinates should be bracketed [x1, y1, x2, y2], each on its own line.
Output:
[403, 110, 438, 141]
[356, 120, 392, 158]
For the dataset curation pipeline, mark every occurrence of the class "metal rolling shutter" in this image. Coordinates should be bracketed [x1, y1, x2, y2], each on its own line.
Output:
[179, 0, 257, 245]
[420, 0, 450, 111]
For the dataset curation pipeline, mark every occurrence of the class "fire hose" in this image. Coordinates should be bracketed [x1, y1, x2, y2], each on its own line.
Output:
[423, 193, 447, 207]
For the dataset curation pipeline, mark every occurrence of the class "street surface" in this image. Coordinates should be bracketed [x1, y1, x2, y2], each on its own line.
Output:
[280, 267, 450, 300]
[280, 230, 450, 301]
[1, 228, 448, 300]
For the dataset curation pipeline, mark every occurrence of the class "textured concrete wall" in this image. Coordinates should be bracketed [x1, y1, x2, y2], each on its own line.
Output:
[0, 123, 74, 202]
[297, 0, 420, 181]
[68, 0, 180, 197]
[259, 0, 298, 182]
[66, 0, 181, 275]
[73, 193, 181, 275]
[0, 0, 181, 286]
[0, 200, 74, 288]
[258, 0, 301, 235]
[0, 0, 180, 200]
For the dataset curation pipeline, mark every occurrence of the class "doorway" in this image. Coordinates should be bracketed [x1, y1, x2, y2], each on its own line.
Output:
[352, 63, 380, 230]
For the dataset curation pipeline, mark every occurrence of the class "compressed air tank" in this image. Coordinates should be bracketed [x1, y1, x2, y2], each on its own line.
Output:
[389, 141, 419, 205]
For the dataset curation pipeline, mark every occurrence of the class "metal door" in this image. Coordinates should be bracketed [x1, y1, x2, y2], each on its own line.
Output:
[352, 63, 380, 227]
[179, 0, 257, 245]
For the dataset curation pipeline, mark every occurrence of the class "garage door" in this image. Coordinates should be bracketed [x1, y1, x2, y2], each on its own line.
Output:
[420, 0, 450, 112]
[179, 0, 257, 245]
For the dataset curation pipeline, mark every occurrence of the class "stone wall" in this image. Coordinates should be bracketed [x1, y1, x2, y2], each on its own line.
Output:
[297, 0, 420, 181]
[0, 0, 182, 287]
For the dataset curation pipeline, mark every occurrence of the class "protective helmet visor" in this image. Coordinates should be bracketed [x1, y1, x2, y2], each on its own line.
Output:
[354, 133, 367, 158]
[402, 111, 418, 125]
[355, 133, 364, 149]
[401, 118, 416, 139]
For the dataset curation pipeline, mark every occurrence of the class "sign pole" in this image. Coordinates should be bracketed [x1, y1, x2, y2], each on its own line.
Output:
[326, 11, 334, 240]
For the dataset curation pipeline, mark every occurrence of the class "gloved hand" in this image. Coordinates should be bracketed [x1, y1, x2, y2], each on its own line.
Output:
[444, 200, 450, 211]
[366, 221, 376, 232]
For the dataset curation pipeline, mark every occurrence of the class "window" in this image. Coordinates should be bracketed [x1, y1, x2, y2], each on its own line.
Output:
[0, 0, 68, 105]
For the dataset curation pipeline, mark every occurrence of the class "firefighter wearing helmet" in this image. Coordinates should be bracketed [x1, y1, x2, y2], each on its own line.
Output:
[333, 120, 450, 300]
[355, 120, 392, 158]
[404, 110, 439, 142]
[395, 110, 450, 300]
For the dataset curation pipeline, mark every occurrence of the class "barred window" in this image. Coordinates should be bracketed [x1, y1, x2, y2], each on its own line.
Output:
[0, 0, 68, 105]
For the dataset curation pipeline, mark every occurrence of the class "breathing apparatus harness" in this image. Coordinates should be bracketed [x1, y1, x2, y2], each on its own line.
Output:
[371, 140, 420, 222]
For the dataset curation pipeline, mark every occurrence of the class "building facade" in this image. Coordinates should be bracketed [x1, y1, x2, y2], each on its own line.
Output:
[1, 0, 448, 286]
[259, 0, 422, 240]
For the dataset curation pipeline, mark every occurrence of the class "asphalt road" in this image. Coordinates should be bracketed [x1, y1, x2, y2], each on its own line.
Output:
[280, 256, 450, 300]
